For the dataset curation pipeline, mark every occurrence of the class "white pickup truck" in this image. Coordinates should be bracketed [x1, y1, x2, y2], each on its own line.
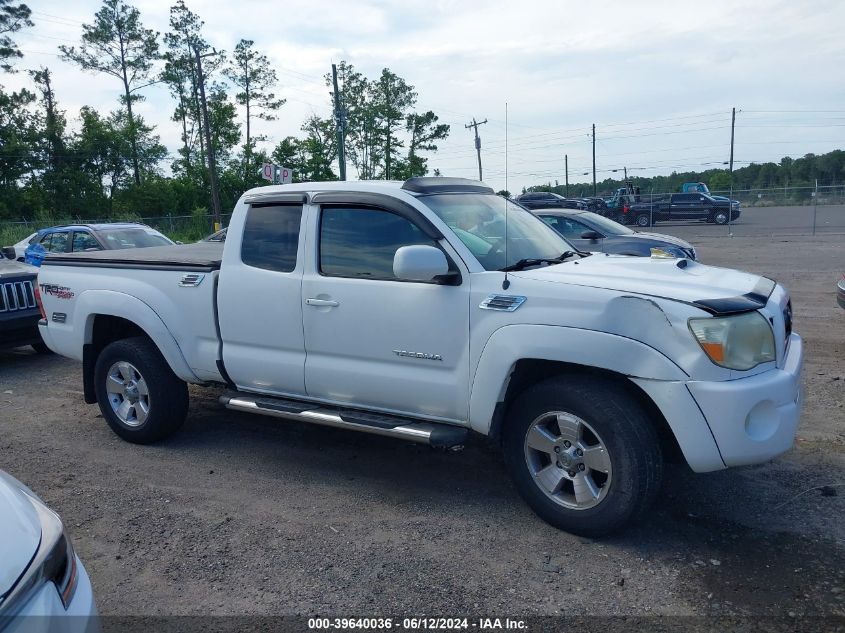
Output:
[36, 177, 803, 535]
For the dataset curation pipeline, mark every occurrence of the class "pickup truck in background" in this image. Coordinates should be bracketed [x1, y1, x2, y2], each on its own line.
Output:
[625, 192, 741, 227]
[35, 177, 802, 536]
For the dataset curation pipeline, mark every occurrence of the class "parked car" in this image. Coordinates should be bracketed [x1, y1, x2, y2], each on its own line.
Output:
[837, 276, 845, 309]
[36, 177, 802, 536]
[0, 259, 50, 354]
[514, 191, 570, 209]
[0, 469, 97, 627]
[516, 193, 605, 213]
[534, 209, 698, 260]
[1, 233, 38, 262]
[24, 223, 173, 267]
[204, 227, 227, 242]
[624, 193, 741, 227]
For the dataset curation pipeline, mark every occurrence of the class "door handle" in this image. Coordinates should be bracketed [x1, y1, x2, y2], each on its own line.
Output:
[306, 298, 339, 307]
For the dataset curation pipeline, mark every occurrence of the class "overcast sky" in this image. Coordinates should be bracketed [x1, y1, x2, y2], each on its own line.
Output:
[8, 0, 845, 193]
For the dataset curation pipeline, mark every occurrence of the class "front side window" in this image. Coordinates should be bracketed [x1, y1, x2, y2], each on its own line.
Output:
[541, 216, 589, 240]
[241, 204, 303, 273]
[420, 193, 571, 271]
[320, 207, 439, 280]
[72, 231, 102, 252]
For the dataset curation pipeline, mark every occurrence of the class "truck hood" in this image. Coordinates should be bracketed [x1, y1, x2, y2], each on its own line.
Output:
[513, 254, 766, 311]
[0, 471, 41, 601]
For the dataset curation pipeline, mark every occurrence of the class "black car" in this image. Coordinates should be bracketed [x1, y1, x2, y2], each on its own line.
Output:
[514, 191, 570, 209]
[0, 259, 50, 353]
[534, 209, 698, 260]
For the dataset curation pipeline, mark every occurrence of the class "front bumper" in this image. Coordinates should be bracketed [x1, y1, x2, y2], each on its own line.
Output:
[688, 333, 803, 468]
[0, 312, 41, 351]
[2, 557, 98, 633]
[632, 333, 804, 472]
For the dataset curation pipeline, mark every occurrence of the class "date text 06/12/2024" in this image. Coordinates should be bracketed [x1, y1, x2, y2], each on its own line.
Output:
[307, 618, 528, 630]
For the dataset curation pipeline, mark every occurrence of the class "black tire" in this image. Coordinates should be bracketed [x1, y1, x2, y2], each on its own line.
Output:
[502, 375, 663, 536]
[94, 336, 188, 444]
[635, 213, 651, 227]
[712, 210, 729, 225]
[31, 340, 54, 355]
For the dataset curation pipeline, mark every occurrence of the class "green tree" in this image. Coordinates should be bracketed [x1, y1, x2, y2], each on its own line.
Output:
[0, 0, 32, 72]
[0, 87, 39, 218]
[59, 0, 160, 186]
[161, 0, 211, 176]
[369, 68, 416, 179]
[225, 38, 284, 158]
[393, 110, 449, 179]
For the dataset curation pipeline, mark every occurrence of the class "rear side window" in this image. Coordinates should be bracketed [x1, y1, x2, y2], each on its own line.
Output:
[241, 204, 303, 273]
[43, 232, 68, 253]
[319, 207, 439, 280]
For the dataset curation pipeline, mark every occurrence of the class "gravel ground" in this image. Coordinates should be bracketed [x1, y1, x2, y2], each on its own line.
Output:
[1, 233, 843, 619]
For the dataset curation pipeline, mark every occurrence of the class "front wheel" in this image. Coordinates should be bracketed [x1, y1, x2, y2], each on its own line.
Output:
[635, 213, 652, 227]
[502, 375, 663, 536]
[94, 336, 188, 444]
[712, 210, 729, 225]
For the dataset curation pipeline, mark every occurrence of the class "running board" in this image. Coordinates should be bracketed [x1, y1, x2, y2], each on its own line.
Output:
[220, 392, 469, 450]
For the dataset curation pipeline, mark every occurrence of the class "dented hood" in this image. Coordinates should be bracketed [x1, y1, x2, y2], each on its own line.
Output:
[513, 254, 773, 314]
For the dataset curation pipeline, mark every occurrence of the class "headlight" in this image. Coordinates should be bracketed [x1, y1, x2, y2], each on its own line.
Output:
[0, 494, 79, 616]
[689, 311, 775, 370]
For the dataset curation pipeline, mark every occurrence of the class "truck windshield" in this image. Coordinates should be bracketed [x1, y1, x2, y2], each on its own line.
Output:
[419, 193, 572, 271]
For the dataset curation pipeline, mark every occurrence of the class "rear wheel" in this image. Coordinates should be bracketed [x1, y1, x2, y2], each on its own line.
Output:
[94, 336, 188, 443]
[502, 375, 663, 536]
[31, 340, 53, 355]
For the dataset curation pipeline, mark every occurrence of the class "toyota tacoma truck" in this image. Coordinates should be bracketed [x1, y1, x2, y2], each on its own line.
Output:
[35, 177, 803, 535]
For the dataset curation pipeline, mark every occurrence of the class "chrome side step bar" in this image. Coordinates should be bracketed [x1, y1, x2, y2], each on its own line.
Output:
[220, 392, 469, 450]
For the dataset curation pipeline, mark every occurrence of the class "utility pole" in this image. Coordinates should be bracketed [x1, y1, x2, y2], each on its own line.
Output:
[194, 45, 222, 231]
[591, 123, 597, 196]
[728, 107, 736, 232]
[331, 63, 346, 181]
[465, 117, 488, 181]
[623, 166, 628, 181]
[565, 154, 569, 197]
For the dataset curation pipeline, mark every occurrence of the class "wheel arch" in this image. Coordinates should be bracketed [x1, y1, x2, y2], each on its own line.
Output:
[487, 359, 684, 464]
[78, 291, 197, 403]
[470, 325, 693, 455]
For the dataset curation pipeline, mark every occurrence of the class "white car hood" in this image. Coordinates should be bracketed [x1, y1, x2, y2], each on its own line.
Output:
[513, 254, 764, 307]
[0, 472, 41, 600]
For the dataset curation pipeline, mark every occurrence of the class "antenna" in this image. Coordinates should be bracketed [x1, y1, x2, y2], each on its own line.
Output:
[502, 101, 510, 290]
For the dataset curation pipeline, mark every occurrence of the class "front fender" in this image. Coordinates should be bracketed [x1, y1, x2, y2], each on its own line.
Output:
[468, 324, 688, 435]
[43, 289, 198, 383]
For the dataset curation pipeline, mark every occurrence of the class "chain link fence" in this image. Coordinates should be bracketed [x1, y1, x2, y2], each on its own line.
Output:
[2, 185, 844, 246]
[0, 214, 233, 247]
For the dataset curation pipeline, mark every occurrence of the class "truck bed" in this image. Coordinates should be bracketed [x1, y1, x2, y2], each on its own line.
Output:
[41, 242, 223, 271]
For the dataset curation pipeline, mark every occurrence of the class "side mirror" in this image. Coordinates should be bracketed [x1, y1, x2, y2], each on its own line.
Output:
[393, 245, 449, 282]
[580, 230, 602, 241]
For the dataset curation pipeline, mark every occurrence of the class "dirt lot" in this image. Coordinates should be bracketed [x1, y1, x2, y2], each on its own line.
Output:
[1, 233, 844, 620]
